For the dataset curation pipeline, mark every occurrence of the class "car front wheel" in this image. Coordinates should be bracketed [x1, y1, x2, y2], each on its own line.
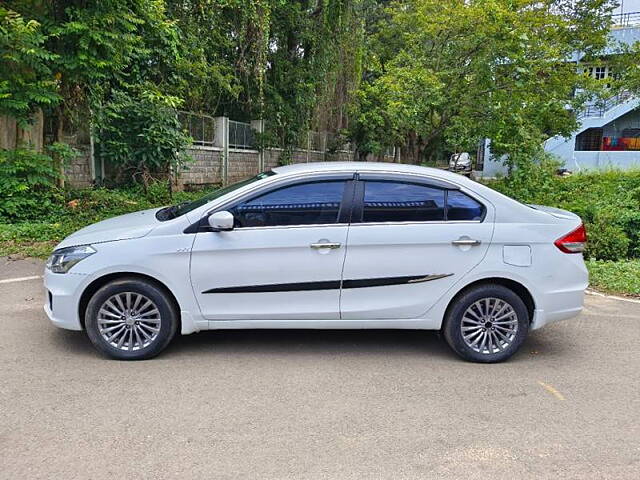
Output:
[443, 284, 529, 363]
[85, 278, 178, 360]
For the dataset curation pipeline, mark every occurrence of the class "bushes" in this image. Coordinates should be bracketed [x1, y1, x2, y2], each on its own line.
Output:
[490, 154, 562, 205]
[95, 90, 192, 188]
[584, 217, 630, 261]
[616, 210, 640, 258]
[0, 148, 62, 222]
[58, 184, 202, 227]
[489, 165, 640, 261]
[0, 183, 207, 258]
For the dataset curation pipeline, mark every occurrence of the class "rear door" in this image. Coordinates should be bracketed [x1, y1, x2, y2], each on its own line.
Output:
[340, 174, 494, 319]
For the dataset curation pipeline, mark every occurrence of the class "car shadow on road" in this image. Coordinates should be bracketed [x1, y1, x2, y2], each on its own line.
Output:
[50, 327, 454, 360]
[51, 327, 558, 363]
[168, 329, 452, 358]
[50, 328, 99, 358]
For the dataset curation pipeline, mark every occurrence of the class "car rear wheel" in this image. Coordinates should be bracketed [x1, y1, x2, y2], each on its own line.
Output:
[85, 278, 178, 360]
[443, 284, 529, 363]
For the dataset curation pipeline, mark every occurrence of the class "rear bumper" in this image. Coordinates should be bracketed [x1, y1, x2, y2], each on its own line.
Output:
[530, 288, 585, 330]
[43, 269, 86, 331]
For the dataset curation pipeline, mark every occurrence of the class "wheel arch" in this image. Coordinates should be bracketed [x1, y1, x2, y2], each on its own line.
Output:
[78, 272, 182, 331]
[443, 277, 535, 325]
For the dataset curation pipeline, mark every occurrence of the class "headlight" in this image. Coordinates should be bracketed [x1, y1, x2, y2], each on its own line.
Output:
[46, 245, 96, 273]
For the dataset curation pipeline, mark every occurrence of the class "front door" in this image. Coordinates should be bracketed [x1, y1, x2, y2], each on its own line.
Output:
[190, 178, 352, 320]
[340, 177, 493, 319]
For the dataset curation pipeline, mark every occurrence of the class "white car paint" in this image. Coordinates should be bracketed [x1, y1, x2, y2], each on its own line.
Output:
[44, 162, 588, 340]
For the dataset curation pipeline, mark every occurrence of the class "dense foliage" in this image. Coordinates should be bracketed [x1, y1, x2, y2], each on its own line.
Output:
[165, 0, 365, 149]
[490, 163, 640, 262]
[0, 147, 62, 220]
[96, 90, 192, 187]
[2, 0, 366, 175]
[0, 142, 79, 221]
[350, 0, 618, 165]
[0, 181, 206, 257]
[0, 7, 59, 124]
[4, 0, 625, 166]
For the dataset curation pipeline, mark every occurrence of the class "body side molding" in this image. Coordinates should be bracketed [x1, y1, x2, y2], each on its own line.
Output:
[202, 273, 453, 294]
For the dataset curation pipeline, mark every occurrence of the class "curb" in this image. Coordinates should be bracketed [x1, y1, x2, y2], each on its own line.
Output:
[585, 289, 640, 304]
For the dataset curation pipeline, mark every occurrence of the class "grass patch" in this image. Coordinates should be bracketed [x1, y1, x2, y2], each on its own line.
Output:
[586, 260, 640, 297]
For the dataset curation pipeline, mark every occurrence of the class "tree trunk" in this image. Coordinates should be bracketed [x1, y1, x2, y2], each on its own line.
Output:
[405, 132, 422, 165]
[0, 115, 17, 150]
[54, 107, 65, 188]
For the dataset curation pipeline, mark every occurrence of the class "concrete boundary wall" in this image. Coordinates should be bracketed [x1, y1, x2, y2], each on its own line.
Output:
[63, 145, 397, 189]
[177, 145, 373, 190]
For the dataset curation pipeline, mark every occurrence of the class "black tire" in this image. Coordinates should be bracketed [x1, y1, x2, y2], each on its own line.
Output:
[85, 278, 178, 360]
[442, 284, 529, 363]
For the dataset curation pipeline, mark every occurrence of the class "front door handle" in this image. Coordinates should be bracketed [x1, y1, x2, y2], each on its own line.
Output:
[452, 238, 482, 246]
[310, 242, 341, 249]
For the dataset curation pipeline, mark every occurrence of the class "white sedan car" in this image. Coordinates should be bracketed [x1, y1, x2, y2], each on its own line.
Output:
[44, 162, 588, 362]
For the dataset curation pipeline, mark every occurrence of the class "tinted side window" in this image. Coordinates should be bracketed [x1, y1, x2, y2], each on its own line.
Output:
[362, 181, 445, 222]
[447, 190, 485, 220]
[230, 181, 346, 227]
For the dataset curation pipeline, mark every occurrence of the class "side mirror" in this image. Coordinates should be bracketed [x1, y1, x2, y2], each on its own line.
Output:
[208, 211, 235, 231]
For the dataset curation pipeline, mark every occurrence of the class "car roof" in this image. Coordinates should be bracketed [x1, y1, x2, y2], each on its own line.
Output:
[271, 161, 476, 186]
[187, 161, 549, 225]
[268, 162, 558, 225]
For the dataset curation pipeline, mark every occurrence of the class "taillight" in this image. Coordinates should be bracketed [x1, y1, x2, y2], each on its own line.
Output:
[554, 223, 587, 253]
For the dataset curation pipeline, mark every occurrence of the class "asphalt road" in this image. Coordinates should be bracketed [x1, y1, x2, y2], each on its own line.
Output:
[1, 256, 639, 480]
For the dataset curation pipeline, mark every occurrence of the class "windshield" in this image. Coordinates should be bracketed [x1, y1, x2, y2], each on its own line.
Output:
[156, 171, 276, 221]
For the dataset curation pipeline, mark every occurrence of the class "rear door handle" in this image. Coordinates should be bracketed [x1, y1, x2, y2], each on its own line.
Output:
[452, 238, 481, 246]
[310, 242, 341, 249]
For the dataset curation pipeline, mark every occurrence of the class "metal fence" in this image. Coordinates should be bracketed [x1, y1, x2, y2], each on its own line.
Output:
[578, 90, 634, 119]
[178, 112, 358, 153]
[229, 120, 256, 149]
[308, 131, 326, 151]
[178, 111, 216, 146]
[612, 11, 640, 27]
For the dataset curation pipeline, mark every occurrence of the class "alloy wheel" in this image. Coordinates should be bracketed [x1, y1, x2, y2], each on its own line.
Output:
[460, 297, 519, 355]
[97, 292, 161, 351]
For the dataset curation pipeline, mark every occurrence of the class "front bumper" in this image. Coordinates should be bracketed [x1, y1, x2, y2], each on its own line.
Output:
[43, 269, 87, 331]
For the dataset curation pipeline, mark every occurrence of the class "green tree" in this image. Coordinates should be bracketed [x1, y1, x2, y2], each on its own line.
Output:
[167, 0, 365, 151]
[7, 0, 193, 184]
[95, 90, 191, 189]
[0, 7, 59, 125]
[350, 0, 617, 166]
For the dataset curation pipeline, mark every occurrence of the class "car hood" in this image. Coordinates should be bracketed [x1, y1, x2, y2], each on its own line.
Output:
[55, 208, 162, 250]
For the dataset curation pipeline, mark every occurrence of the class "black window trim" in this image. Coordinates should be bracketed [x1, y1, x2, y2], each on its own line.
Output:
[357, 173, 460, 190]
[351, 175, 486, 225]
[184, 171, 487, 233]
[185, 173, 357, 233]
